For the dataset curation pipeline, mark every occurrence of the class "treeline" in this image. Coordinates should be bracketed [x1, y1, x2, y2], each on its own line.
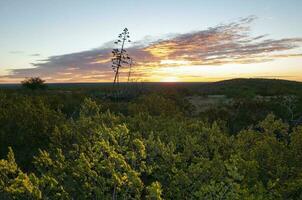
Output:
[0, 86, 302, 199]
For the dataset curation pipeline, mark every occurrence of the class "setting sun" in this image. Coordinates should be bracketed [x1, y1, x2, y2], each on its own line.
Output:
[160, 76, 179, 82]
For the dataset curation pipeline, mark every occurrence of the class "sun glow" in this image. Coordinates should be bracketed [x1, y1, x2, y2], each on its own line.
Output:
[160, 76, 179, 82]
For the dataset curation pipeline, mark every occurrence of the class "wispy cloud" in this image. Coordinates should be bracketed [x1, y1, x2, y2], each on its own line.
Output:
[29, 53, 41, 57]
[3, 16, 302, 82]
[9, 51, 24, 54]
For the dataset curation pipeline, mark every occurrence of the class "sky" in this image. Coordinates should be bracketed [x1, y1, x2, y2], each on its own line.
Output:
[0, 0, 302, 83]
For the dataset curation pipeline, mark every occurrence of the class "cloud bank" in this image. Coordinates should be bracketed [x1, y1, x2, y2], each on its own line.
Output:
[3, 16, 302, 82]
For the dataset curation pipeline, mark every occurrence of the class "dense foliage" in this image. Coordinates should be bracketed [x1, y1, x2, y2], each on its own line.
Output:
[1, 79, 302, 199]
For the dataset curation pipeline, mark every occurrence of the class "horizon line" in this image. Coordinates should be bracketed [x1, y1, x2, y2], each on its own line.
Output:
[1, 78, 301, 85]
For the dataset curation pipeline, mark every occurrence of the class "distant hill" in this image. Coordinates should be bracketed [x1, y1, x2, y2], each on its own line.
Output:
[199, 78, 302, 97]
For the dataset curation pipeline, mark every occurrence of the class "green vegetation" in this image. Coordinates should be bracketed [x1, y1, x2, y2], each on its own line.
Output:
[0, 78, 302, 199]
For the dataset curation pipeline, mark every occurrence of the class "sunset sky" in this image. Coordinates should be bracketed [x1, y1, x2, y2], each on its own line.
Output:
[1, 0, 302, 83]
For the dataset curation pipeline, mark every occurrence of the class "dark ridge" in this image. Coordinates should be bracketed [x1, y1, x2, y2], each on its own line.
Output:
[199, 78, 302, 96]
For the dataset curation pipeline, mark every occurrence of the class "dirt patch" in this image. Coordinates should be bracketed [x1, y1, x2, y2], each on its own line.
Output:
[186, 95, 232, 114]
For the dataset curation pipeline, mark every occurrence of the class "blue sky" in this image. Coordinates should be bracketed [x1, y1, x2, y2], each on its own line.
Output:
[1, 0, 302, 82]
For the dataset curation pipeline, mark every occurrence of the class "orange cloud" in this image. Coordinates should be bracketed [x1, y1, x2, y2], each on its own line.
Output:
[144, 41, 177, 58]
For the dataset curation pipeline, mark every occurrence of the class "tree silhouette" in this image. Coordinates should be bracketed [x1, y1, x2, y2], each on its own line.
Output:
[112, 28, 131, 86]
[127, 58, 133, 82]
[21, 77, 47, 90]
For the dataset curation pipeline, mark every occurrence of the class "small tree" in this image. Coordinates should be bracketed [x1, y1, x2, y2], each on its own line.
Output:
[21, 77, 47, 90]
[146, 181, 163, 200]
